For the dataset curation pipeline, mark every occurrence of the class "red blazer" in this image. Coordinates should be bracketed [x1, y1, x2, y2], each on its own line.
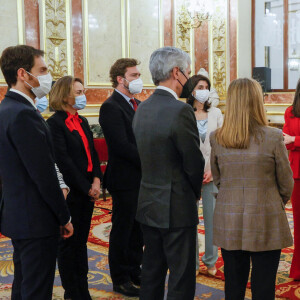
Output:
[283, 106, 300, 179]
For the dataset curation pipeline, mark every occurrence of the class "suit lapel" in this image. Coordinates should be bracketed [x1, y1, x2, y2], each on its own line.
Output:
[57, 111, 87, 152]
[6, 91, 35, 108]
[113, 90, 135, 117]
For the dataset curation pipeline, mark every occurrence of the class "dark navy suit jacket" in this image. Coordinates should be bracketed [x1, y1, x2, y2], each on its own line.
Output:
[99, 90, 141, 192]
[0, 91, 70, 239]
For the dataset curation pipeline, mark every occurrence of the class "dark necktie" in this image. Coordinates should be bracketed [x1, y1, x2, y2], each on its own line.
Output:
[130, 98, 138, 111]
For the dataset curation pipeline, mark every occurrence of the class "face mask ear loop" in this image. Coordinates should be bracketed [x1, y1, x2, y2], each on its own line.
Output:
[179, 69, 188, 81]
[26, 71, 35, 77]
[122, 77, 130, 92]
[24, 71, 36, 89]
[177, 78, 184, 88]
[24, 81, 34, 89]
[25, 71, 38, 81]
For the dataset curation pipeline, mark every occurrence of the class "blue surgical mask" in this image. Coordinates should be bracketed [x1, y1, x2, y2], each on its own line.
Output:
[35, 96, 48, 113]
[72, 94, 86, 110]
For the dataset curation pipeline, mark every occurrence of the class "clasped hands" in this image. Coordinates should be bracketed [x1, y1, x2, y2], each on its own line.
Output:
[88, 177, 101, 202]
[203, 170, 212, 185]
[60, 222, 74, 239]
[283, 132, 295, 145]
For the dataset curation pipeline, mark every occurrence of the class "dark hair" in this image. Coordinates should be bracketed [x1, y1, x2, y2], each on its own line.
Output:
[292, 79, 300, 118]
[0, 45, 44, 87]
[74, 77, 83, 85]
[187, 75, 211, 112]
[110, 58, 140, 88]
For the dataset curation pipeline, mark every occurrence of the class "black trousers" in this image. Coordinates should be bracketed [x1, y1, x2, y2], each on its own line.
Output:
[109, 188, 143, 285]
[11, 235, 59, 300]
[57, 197, 94, 300]
[140, 224, 197, 300]
[221, 248, 282, 300]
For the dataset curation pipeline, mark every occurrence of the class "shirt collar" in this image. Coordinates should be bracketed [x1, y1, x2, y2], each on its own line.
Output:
[10, 88, 37, 109]
[115, 88, 132, 103]
[156, 86, 178, 100]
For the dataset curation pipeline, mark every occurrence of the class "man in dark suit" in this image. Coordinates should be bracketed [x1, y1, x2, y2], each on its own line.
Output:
[0, 45, 73, 300]
[99, 58, 143, 297]
[132, 46, 205, 300]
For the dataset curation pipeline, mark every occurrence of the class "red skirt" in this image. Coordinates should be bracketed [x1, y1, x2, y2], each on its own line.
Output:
[290, 179, 300, 279]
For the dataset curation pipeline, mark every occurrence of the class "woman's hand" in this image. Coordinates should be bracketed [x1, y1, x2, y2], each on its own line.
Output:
[203, 170, 212, 184]
[283, 132, 295, 145]
[88, 177, 101, 201]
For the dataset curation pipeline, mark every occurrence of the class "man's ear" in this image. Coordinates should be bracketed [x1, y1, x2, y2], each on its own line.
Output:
[116, 75, 124, 85]
[171, 67, 180, 80]
[17, 68, 29, 82]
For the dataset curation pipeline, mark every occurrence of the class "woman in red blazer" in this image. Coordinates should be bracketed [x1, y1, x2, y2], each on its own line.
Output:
[283, 79, 300, 280]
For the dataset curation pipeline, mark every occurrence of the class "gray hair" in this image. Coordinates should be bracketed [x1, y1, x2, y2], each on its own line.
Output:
[149, 46, 191, 85]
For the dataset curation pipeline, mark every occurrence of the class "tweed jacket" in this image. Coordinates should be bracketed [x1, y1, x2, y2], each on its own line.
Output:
[210, 126, 293, 251]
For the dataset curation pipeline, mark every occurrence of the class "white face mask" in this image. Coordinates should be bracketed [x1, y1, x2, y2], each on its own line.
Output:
[125, 78, 143, 94]
[194, 89, 210, 104]
[25, 71, 53, 99]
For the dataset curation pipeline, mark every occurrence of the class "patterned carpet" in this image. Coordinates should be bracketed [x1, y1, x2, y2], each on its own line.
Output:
[0, 197, 297, 299]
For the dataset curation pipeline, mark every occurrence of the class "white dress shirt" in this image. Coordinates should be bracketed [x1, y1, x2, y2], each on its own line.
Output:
[156, 86, 178, 100]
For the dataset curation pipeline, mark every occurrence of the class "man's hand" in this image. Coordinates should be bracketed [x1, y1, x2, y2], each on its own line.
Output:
[283, 132, 295, 145]
[62, 188, 68, 200]
[60, 222, 74, 239]
[88, 177, 101, 201]
[203, 170, 212, 184]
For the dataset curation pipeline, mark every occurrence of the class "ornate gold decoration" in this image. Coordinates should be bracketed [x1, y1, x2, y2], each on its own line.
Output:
[211, 2, 227, 98]
[43, 0, 71, 80]
[176, 1, 211, 53]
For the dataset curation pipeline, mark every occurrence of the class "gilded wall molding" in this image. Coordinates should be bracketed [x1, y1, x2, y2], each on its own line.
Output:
[175, 0, 195, 74]
[174, 0, 227, 96]
[41, 0, 72, 80]
[210, 1, 227, 99]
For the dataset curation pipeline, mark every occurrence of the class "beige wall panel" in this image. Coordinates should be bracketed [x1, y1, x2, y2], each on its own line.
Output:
[128, 0, 163, 86]
[237, 0, 251, 78]
[84, 0, 123, 86]
[0, 0, 24, 83]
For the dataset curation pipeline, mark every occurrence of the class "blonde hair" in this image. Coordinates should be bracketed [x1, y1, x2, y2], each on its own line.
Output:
[49, 76, 83, 111]
[215, 78, 268, 149]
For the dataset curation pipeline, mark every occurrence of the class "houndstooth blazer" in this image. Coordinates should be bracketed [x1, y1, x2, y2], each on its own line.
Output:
[210, 126, 294, 251]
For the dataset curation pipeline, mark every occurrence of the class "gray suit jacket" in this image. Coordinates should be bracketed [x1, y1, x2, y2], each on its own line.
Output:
[133, 89, 205, 228]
